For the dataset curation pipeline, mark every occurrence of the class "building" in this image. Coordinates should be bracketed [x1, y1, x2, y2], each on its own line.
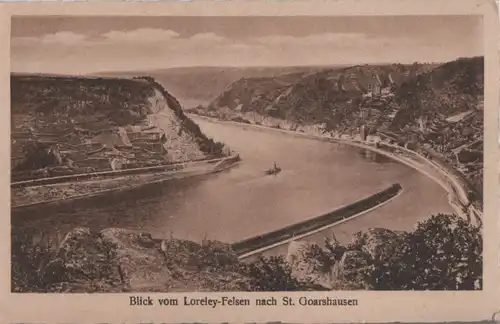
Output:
[366, 135, 382, 143]
[367, 74, 382, 95]
[360, 125, 368, 141]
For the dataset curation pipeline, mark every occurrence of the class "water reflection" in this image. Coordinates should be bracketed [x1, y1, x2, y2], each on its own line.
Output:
[358, 149, 393, 164]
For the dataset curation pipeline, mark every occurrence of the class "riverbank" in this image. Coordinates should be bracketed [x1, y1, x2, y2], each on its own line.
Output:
[189, 114, 481, 225]
[11, 154, 241, 210]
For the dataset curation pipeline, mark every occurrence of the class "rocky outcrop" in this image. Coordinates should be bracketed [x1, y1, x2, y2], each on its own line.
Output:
[11, 75, 228, 181]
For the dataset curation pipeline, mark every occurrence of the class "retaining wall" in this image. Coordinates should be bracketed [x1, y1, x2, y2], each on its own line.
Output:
[11, 154, 239, 189]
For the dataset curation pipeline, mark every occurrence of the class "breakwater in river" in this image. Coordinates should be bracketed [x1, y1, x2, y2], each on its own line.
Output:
[232, 183, 403, 258]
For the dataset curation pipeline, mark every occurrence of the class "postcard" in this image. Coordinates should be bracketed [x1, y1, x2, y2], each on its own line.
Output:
[1, 0, 499, 322]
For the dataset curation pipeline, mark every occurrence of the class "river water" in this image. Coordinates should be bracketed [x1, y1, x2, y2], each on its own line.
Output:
[12, 117, 453, 253]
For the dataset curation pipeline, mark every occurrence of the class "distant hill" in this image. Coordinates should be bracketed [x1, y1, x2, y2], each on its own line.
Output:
[95, 66, 348, 108]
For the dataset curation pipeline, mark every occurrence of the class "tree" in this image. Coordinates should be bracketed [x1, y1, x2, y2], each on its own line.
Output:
[363, 214, 482, 290]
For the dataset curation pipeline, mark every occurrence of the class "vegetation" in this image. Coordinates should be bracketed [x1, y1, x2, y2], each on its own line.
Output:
[13, 141, 62, 172]
[11, 227, 64, 292]
[237, 256, 311, 291]
[297, 214, 482, 290]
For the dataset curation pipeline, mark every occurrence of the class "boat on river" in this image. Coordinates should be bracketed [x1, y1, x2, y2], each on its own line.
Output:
[265, 162, 282, 175]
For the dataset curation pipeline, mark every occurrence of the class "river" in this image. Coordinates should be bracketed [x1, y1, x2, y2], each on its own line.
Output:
[12, 117, 454, 255]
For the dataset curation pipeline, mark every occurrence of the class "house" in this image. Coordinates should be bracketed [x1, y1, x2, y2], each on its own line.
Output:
[367, 74, 382, 95]
[366, 135, 382, 143]
[110, 157, 129, 171]
[360, 125, 368, 141]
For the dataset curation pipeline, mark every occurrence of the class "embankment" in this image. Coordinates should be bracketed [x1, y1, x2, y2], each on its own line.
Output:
[232, 183, 403, 258]
[11, 155, 239, 189]
[11, 154, 241, 211]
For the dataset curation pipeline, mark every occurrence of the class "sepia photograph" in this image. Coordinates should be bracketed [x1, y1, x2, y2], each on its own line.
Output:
[8, 13, 489, 295]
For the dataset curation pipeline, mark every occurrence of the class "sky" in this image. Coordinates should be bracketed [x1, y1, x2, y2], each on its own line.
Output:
[11, 16, 483, 74]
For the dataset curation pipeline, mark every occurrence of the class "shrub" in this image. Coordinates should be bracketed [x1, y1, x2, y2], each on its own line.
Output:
[11, 228, 65, 292]
[13, 141, 61, 172]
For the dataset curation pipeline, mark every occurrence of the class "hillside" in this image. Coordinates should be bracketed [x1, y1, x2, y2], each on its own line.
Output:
[206, 63, 437, 124]
[11, 75, 229, 182]
[200, 57, 484, 197]
[390, 57, 484, 195]
[97, 66, 338, 108]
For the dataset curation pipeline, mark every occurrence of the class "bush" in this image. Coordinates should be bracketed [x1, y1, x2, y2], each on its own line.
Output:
[14, 141, 61, 172]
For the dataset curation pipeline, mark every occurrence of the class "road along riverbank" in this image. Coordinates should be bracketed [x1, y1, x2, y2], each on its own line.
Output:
[232, 183, 403, 259]
[189, 114, 480, 226]
[11, 154, 241, 211]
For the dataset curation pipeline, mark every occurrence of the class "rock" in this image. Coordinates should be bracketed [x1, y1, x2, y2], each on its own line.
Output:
[351, 228, 406, 262]
[286, 240, 310, 265]
[221, 145, 232, 156]
[16, 226, 251, 292]
[286, 241, 333, 289]
[100, 228, 173, 291]
[56, 227, 123, 291]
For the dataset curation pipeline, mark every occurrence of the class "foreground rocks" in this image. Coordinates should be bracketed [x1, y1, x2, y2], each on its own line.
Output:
[12, 227, 251, 292]
[11, 214, 482, 292]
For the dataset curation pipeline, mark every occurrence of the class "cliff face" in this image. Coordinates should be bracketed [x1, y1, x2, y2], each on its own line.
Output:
[11, 75, 227, 181]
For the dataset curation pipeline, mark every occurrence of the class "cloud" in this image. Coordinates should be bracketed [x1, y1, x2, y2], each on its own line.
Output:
[225, 43, 253, 50]
[41, 31, 88, 45]
[188, 32, 226, 43]
[12, 31, 89, 47]
[101, 28, 180, 43]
